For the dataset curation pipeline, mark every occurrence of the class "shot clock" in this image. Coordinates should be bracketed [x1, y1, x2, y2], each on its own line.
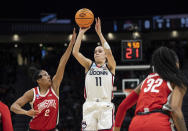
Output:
[121, 40, 142, 61]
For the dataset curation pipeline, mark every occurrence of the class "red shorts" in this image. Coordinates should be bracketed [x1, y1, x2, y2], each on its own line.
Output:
[129, 113, 174, 131]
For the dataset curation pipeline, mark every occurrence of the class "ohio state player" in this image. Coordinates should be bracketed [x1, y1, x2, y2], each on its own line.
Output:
[114, 47, 188, 131]
[10, 29, 76, 131]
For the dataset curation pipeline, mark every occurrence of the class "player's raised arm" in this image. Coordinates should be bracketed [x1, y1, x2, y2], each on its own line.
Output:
[52, 28, 76, 95]
[95, 17, 116, 74]
[72, 27, 92, 72]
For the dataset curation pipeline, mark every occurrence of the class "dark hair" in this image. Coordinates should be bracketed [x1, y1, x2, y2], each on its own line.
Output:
[28, 67, 42, 83]
[152, 46, 188, 88]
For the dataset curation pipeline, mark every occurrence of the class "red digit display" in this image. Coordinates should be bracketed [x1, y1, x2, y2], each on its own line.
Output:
[136, 48, 139, 58]
[126, 48, 132, 59]
[121, 40, 142, 61]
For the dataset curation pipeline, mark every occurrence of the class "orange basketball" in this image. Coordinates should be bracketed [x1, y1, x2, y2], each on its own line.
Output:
[75, 8, 94, 28]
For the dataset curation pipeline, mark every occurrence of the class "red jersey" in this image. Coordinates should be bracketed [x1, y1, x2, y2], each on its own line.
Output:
[29, 87, 59, 130]
[135, 73, 173, 114]
[0, 101, 13, 131]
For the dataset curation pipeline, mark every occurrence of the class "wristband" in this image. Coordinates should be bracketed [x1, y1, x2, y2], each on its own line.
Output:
[104, 42, 111, 49]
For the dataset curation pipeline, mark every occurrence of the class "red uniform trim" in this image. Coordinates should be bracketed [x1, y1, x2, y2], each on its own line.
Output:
[84, 86, 87, 99]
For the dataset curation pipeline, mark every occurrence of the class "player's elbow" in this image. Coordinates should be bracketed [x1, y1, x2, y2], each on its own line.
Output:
[113, 61, 117, 67]
[171, 105, 182, 116]
[10, 102, 18, 113]
[72, 50, 75, 56]
[171, 108, 184, 126]
[10, 104, 15, 112]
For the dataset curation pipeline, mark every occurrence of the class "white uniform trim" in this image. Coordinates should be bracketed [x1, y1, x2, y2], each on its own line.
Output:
[30, 88, 36, 109]
[147, 73, 159, 78]
[162, 93, 172, 111]
[169, 118, 176, 131]
[141, 73, 159, 89]
[37, 86, 49, 97]
[56, 100, 59, 125]
[167, 81, 173, 91]
[50, 87, 59, 125]
[140, 79, 146, 90]
[51, 87, 59, 99]
[104, 42, 111, 49]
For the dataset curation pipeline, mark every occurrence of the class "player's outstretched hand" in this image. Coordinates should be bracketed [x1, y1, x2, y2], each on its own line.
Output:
[79, 26, 90, 34]
[95, 17, 102, 35]
[70, 28, 77, 45]
[26, 109, 40, 117]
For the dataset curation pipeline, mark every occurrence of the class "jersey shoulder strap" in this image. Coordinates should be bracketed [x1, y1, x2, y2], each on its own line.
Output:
[85, 61, 94, 74]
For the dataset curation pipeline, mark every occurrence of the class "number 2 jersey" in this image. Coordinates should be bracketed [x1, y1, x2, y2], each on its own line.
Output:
[85, 62, 114, 102]
[29, 86, 59, 130]
[135, 73, 173, 114]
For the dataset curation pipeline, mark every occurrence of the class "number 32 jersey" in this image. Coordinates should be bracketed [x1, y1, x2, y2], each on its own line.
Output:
[85, 62, 114, 102]
[135, 73, 173, 114]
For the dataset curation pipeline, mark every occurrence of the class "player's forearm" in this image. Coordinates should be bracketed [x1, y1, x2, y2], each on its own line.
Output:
[98, 32, 107, 46]
[72, 32, 84, 55]
[10, 104, 27, 115]
[59, 41, 73, 65]
[171, 110, 187, 131]
[97, 33, 112, 53]
[52, 42, 73, 87]
[115, 91, 139, 127]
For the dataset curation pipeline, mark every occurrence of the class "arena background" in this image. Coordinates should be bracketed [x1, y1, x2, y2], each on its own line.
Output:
[0, 0, 188, 130]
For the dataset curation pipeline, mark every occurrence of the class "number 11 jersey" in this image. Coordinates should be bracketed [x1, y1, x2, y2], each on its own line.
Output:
[85, 62, 114, 102]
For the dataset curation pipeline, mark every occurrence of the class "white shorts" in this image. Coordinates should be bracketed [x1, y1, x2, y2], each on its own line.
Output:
[82, 101, 114, 131]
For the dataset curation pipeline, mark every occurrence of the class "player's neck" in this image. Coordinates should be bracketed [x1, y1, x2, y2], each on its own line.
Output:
[38, 85, 50, 94]
[95, 61, 105, 66]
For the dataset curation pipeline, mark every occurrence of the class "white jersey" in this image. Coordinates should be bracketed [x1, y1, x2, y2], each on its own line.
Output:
[85, 62, 114, 102]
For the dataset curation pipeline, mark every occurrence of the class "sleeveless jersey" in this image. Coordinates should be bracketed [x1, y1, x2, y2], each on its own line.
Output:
[135, 73, 173, 114]
[29, 87, 59, 130]
[85, 62, 114, 102]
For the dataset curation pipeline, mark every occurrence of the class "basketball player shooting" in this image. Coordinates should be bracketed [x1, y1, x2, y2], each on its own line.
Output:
[72, 17, 116, 131]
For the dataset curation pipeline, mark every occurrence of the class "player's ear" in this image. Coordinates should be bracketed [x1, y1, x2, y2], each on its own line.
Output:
[37, 79, 41, 84]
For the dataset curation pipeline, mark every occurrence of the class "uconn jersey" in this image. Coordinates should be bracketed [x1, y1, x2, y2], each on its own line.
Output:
[82, 62, 115, 130]
[85, 62, 114, 102]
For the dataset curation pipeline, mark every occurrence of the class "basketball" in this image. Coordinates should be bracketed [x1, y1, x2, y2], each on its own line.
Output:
[75, 8, 94, 28]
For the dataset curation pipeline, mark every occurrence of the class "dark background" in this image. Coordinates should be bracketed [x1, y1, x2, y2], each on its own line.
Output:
[0, 0, 188, 19]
